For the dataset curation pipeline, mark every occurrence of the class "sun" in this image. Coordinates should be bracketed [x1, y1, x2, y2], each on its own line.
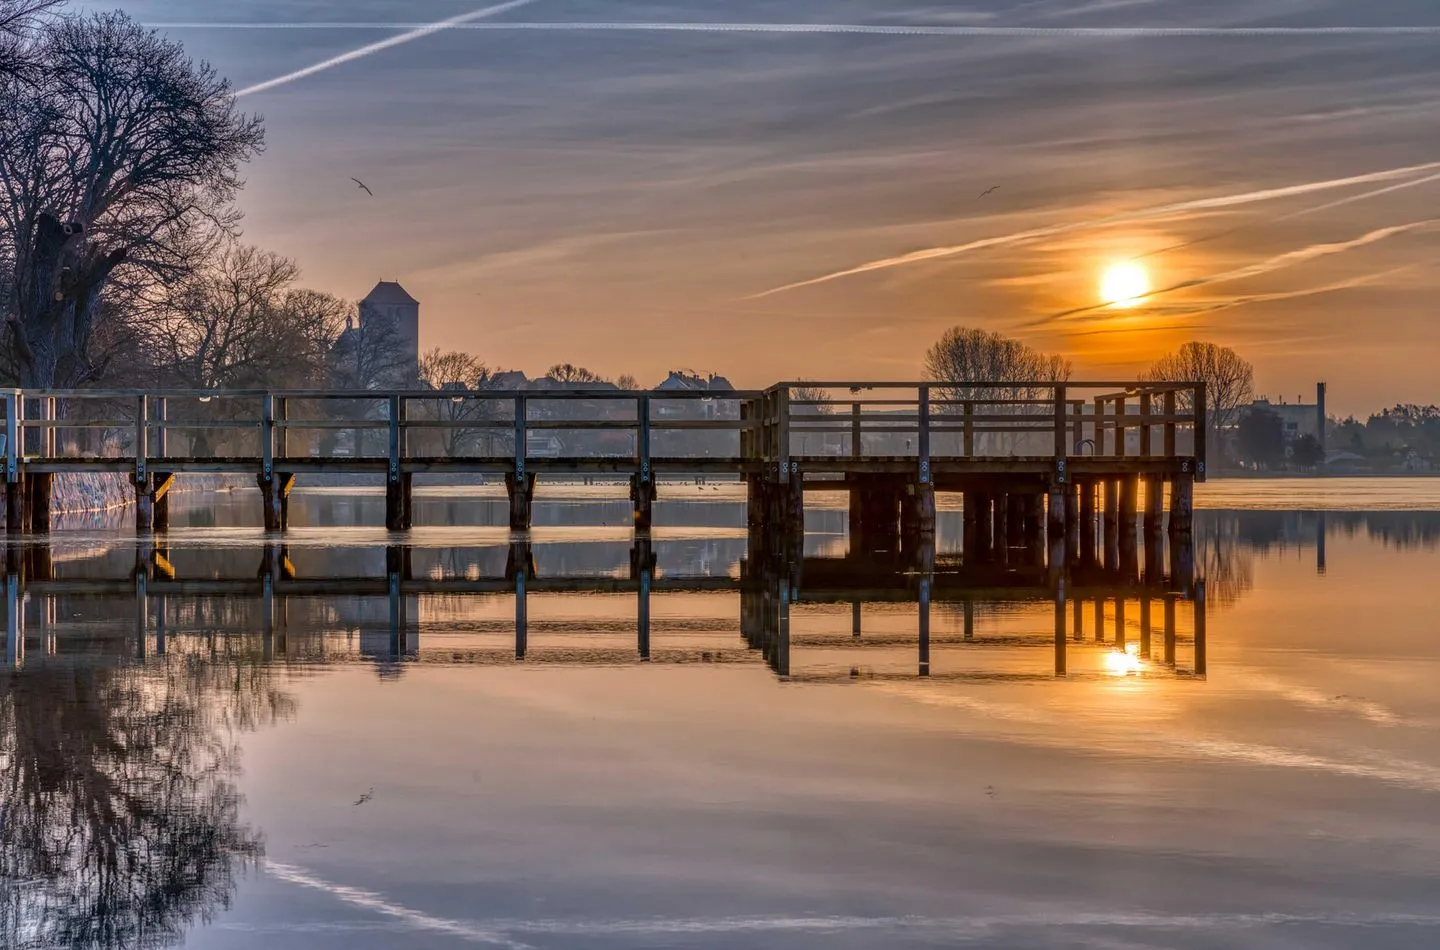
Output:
[1099, 261, 1151, 308]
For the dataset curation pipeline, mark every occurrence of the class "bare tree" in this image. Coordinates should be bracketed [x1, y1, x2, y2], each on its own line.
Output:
[616, 372, 641, 391]
[153, 243, 300, 389]
[0, 0, 58, 78]
[1143, 340, 1254, 459]
[0, 11, 264, 387]
[546, 362, 609, 385]
[924, 327, 1072, 455]
[417, 347, 499, 457]
[924, 327, 1072, 397]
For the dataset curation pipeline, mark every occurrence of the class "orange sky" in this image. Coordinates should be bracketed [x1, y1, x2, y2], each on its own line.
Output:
[113, 0, 1440, 416]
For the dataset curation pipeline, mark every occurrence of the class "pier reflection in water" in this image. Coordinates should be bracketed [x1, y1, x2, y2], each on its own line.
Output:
[3, 527, 1206, 683]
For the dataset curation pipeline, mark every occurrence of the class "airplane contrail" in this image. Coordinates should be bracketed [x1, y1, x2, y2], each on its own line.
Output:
[1134, 168, 1440, 262]
[751, 161, 1440, 297]
[233, 0, 539, 99]
[163, 22, 1440, 38]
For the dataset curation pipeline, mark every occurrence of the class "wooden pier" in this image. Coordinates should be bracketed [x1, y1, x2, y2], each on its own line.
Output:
[1, 380, 1205, 550]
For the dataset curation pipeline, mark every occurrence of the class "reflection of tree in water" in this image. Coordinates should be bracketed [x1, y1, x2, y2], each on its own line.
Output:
[1194, 512, 1255, 609]
[1330, 512, 1440, 552]
[0, 648, 294, 949]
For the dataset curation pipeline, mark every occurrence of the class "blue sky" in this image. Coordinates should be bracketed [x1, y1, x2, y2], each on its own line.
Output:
[95, 0, 1440, 413]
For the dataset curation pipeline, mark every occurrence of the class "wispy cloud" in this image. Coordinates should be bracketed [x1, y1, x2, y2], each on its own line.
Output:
[233, 0, 539, 99]
[169, 22, 1440, 39]
[751, 163, 1440, 298]
[1034, 223, 1433, 325]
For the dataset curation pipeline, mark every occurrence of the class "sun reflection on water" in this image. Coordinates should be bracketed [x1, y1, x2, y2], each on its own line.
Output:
[1104, 642, 1144, 677]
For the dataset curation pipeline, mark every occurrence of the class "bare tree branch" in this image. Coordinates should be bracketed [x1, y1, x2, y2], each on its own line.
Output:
[0, 11, 264, 387]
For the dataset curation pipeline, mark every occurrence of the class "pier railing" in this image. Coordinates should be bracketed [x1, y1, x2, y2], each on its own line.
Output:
[2, 379, 1205, 476]
[0, 381, 1206, 536]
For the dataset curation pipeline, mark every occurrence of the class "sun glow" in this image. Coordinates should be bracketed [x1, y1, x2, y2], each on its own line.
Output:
[1100, 261, 1151, 308]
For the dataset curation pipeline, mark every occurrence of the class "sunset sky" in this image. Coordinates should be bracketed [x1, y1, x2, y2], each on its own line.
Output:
[99, 0, 1440, 416]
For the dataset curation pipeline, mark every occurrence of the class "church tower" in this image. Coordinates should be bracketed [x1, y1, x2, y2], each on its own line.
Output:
[357, 281, 420, 386]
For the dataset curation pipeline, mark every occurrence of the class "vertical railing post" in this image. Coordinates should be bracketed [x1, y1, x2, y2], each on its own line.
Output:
[850, 402, 861, 458]
[513, 393, 526, 481]
[276, 395, 288, 459]
[3, 393, 18, 535]
[260, 394, 274, 484]
[1115, 395, 1127, 457]
[776, 386, 791, 469]
[1139, 392, 1152, 457]
[387, 394, 401, 484]
[1052, 384, 1068, 468]
[1193, 382, 1208, 480]
[963, 400, 975, 456]
[155, 396, 167, 459]
[917, 385, 930, 485]
[1070, 400, 1083, 453]
[1164, 390, 1177, 458]
[1093, 396, 1106, 455]
[740, 400, 752, 460]
[637, 393, 651, 486]
[4, 393, 18, 484]
[43, 396, 55, 458]
[135, 395, 148, 487]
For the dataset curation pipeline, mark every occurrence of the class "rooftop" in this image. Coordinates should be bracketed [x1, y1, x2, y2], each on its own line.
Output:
[361, 281, 419, 306]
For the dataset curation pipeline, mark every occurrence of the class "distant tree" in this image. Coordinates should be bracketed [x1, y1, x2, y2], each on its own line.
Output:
[791, 383, 836, 455]
[1237, 408, 1285, 469]
[417, 348, 498, 457]
[1365, 404, 1440, 459]
[616, 373, 641, 391]
[153, 243, 307, 389]
[924, 327, 1070, 455]
[924, 327, 1071, 397]
[1142, 341, 1254, 461]
[791, 383, 834, 413]
[1290, 433, 1324, 470]
[0, 11, 264, 386]
[546, 362, 609, 385]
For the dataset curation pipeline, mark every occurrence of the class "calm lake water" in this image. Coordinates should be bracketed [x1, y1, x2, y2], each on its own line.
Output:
[4, 478, 1440, 949]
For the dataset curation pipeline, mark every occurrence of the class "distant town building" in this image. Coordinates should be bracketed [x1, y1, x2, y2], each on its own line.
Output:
[330, 280, 421, 389]
[1242, 382, 1327, 446]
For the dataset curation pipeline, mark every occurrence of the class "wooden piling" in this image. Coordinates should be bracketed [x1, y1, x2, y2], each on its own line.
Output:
[1078, 480, 1096, 564]
[152, 473, 175, 532]
[1194, 579, 1207, 675]
[25, 472, 51, 534]
[506, 472, 537, 533]
[1139, 594, 1152, 658]
[258, 474, 283, 533]
[136, 476, 155, 534]
[1047, 482, 1067, 544]
[1169, 473, 1194, 535]
[1054, 581, 1067, 677]
[630, 472, 656, 532]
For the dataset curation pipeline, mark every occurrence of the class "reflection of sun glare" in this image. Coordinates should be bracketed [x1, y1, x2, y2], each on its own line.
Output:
[1104, 642, 1144, 677]
[1100, 261, 1150, 308]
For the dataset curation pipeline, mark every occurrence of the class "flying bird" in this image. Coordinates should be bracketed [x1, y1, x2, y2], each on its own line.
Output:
[352, 787, 374, 806]
[351, 178, 374, 197]
[977, 185, 999, 199]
